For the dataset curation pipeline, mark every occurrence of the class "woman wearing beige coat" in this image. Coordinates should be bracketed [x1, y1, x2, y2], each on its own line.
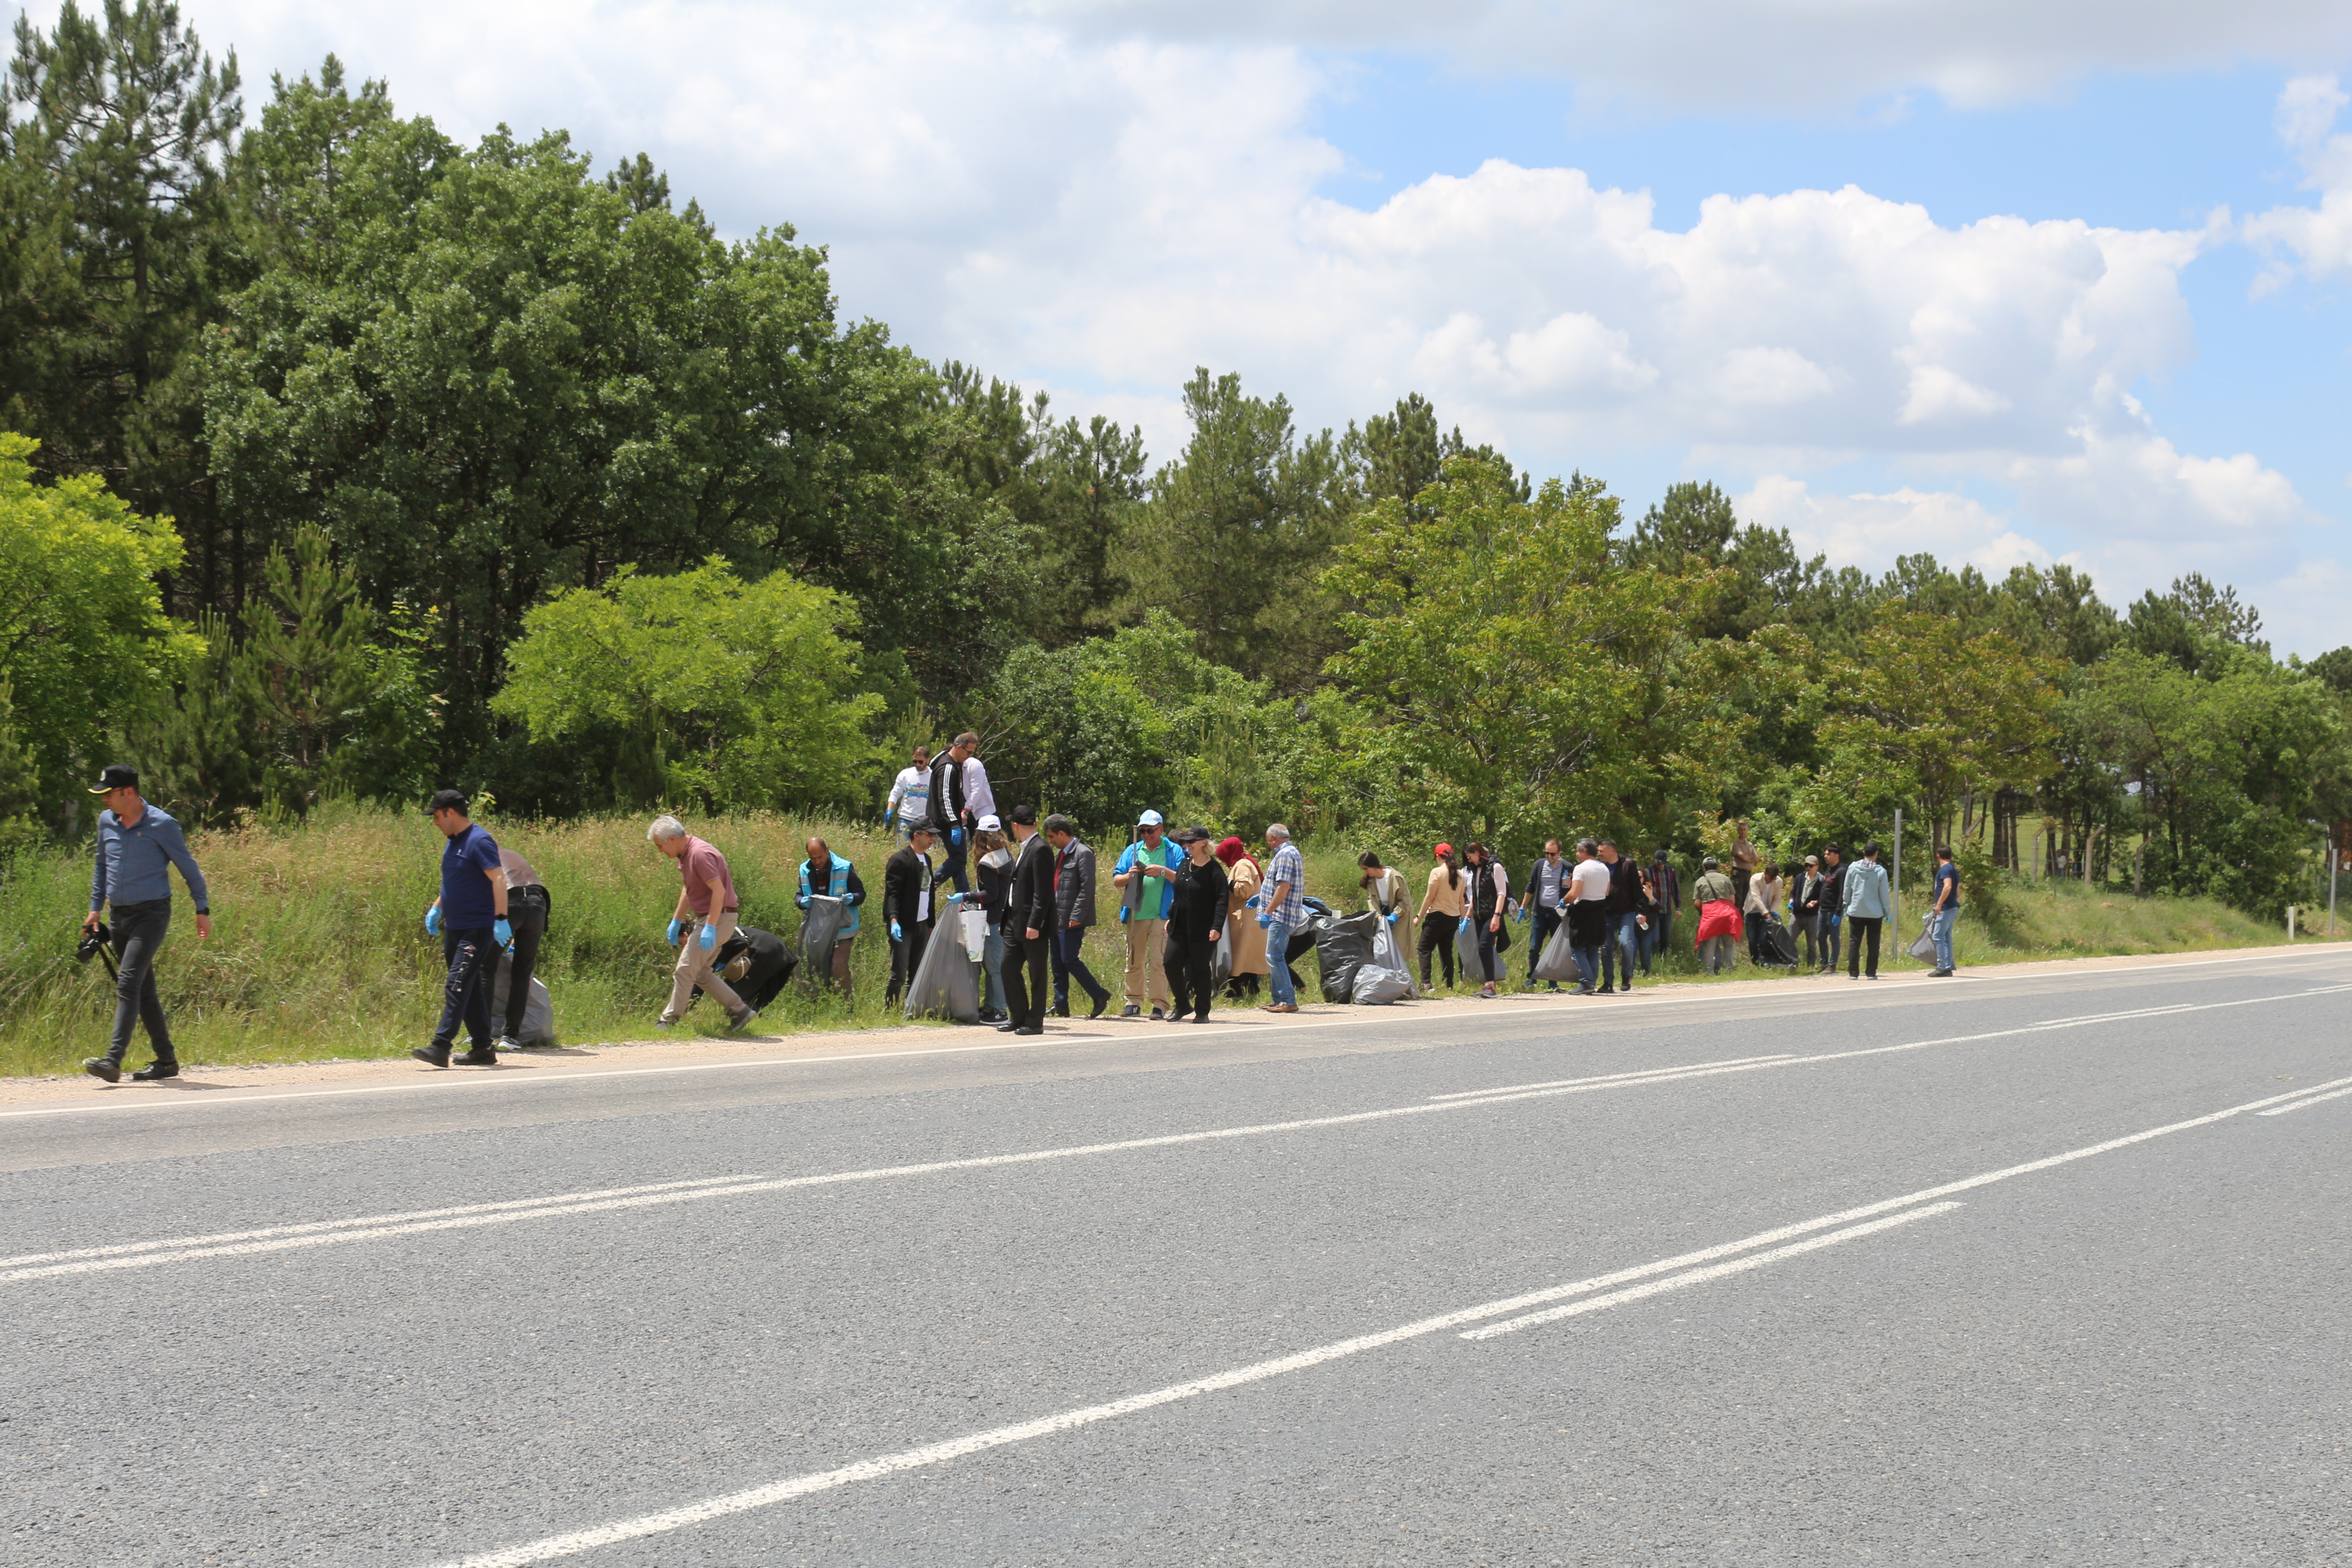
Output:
[1217, 837, 1270, 1000]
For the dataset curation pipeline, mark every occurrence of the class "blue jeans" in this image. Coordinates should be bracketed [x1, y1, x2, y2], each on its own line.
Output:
[1931, 907, 1958, 969]
[1266, 920, 1296, 1004]
[1820, 912, 1842, 971]
[1570, 944, 1601, 990]
[1615, 912, 1642, 982]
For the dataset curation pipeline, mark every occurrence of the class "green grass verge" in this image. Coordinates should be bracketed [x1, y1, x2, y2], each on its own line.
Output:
[4, 816, 2337, 1077]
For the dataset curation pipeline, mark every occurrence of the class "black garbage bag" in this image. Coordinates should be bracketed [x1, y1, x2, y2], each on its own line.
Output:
[1758, 919, 1801, 969]
[710, 926, 797, 1010]
[1315, 911, 1382, 1004]
[1285, 895, 1333, 963]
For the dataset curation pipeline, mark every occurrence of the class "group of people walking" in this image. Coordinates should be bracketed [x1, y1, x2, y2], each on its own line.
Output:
[72, 735, 1963, 1083]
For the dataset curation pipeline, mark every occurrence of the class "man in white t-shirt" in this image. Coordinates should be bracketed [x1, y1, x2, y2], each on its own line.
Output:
[883, 745, 931, 844]
[1566, 839, 1612, 995]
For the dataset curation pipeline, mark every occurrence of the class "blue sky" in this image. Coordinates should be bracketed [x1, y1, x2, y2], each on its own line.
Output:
[22, 1, 2352, 652]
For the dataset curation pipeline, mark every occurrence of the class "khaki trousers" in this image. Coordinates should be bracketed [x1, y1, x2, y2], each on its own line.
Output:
[1123, 917, 1171, 1009]
[663, 910, 745, 1022]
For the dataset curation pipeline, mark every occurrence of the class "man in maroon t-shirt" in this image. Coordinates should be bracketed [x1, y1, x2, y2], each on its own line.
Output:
[649, 815, 756, 1033]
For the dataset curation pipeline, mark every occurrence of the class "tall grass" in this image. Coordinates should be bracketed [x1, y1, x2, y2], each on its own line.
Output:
[5, 817, 2331, 1076]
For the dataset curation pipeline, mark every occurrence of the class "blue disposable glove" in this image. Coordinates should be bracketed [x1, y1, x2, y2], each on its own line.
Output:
[494, 918, 512, 948]
[890, 920, 904, 941]
[424, 905, 441, 937]
[698, 921, 718, 952]
[1256, 912, 1271, 931]
[1459, 916, 1473, 932]
[1515, 906, 1529, 923]
[1244, 894, 1261, 910]
[1386, 911, 1399, 925]
[946, 892, 964, 906]
[666, 918, 685, 947]
[951, 828, 964, 848]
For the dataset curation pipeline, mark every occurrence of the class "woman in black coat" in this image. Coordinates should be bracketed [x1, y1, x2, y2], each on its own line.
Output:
[1161, 826, 1231, 1024]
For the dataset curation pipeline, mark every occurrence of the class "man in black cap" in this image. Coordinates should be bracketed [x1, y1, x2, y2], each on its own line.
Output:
[81, 764, 211, 1083]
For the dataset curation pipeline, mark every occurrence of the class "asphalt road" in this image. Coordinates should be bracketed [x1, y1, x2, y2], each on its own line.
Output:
[5, 950, 2350, 1566]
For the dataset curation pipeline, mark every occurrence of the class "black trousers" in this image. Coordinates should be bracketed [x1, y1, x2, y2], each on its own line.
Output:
[433, 926, 496, 1051]
[1416, 912, 1456, 987]
[489, 887, 549, 1039]
[1003, 930, 1049, 1028]
[1846, 916, 1884, 978]
[887, 919, 932, 1005]
[104, 899, 175, 1065]
[1164, 927, 1216, 1021]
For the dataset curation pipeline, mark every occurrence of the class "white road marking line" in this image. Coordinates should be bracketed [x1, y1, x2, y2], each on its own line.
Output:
[1428, 1054, 1797, 1098]
[2255, 1084, 2352, 1116]
[0, 1172, 763, 1270]
[419, 1065, 2343, 1568]
[10, 946, 2343, 1122]
[1461, 1204, 1965, 1339]
[15, 990, 2349, 1286]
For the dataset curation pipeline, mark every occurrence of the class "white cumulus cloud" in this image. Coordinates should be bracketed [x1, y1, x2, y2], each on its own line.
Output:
[2244, 74, 2352, 288]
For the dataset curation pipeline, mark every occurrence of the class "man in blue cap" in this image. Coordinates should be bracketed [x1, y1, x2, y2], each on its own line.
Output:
[1109, 808, 1180, 1019]
[81, 764, 211, 1083]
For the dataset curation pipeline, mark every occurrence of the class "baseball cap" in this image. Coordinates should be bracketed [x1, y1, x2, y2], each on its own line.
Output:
[1137, 809, 1164, 827]
[1174, 825, 1213, 843]
[1433, 842, 1452, 858]
[88, 763, 137, 794]
[975, 813, 1002, 832]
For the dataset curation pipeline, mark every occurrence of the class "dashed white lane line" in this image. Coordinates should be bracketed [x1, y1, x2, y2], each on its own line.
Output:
[10, 946, 2344, 1122]
[14, 987, 2350, 1286]
[2256, 1083, 2352, 1116]
[416, 1069, 2339, 1568]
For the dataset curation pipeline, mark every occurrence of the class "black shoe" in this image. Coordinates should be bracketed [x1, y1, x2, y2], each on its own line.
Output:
[412, 1044, 452, 1068]
[456, 1046, 498, 1066]
[978, 1009, 1007, 1024]
[1191, 1014, 1213, 1024]
[129, 1061, 179, 1081]
[1087, 995, 1109, 1021]
[1149, 1008, 1166, 1021]
[995, 1022, 1019, 1033]
[1014, 1024, 1044, 1036]
[1052, 1003, 1071, 1018]
[82, 1058, 121, 1084]
[1164, 1009, 1191, 1022]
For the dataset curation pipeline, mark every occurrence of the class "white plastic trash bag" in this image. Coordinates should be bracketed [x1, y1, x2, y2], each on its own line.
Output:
[1369, 919, 1419, 998]
[1532, 922, 1578, 983]
[1906, 913, 1938, 961]
[960, 906, 987, 962]
[904, 926, 981, 1023]
[486, 965, 554, 1044]
[1211, 926, 1235, 987]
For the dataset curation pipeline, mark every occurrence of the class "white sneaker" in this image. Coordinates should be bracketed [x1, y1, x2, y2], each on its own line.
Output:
[493, 1035, 523, 1053]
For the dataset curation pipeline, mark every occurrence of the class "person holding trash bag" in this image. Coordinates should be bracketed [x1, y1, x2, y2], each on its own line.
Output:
[1217, 837, 1269, 1001]
[485, 843, 550, 1053]
[795, 837, 866, 998]
[79, 764, 212, 1083]
[1521, 840, 1569, 992]
[971, 818, 1012, 1023]
[1163, 827, 1230, 1024]
[1460, 841, 1510, 999]
[1000, 805, 1053, 1034]
[884, 823, 948, 1008]
[1927, 844, 1961, 976]
[1691, 856, 1741, 975]
[1255, 824, 1308, 1013]
[1565, 839, 1612, 995]
[1045, 814, 1112, 1020]
[648, 815, 758, 1034]
[414, 789, 512, 1068]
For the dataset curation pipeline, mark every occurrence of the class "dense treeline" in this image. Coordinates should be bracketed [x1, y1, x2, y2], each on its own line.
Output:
[3, 3, 2347, 918]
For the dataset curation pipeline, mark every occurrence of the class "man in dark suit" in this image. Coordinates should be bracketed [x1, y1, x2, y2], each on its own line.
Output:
[998, 804, 1053, 1035]
[883, 823, 947, 1007]
[1813, 845, 1847, 974]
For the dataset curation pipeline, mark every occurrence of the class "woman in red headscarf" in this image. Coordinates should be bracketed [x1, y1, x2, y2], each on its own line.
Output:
[1217, 836, 1269, 1000]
